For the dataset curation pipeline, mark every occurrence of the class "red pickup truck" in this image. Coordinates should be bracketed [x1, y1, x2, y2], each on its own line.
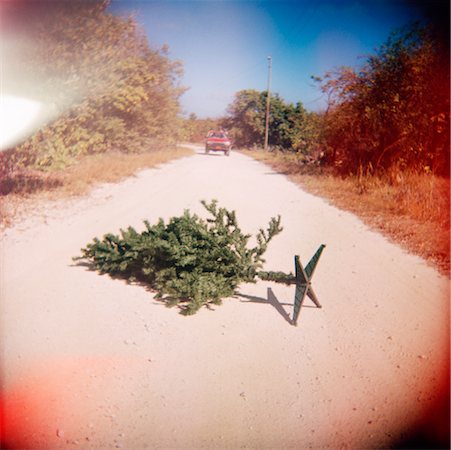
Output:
[205, 131, 231, 156]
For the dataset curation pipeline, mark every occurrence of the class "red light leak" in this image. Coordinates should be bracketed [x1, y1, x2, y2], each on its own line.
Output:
[0, 356, 136, 449]
[0, 356, 449, 448]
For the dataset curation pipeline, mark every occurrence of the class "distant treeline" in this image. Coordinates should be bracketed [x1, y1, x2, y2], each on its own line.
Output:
[185, 22, 449, 177]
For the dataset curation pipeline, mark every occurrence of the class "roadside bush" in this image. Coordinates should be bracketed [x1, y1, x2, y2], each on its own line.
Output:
[75, 200, 283, 315]
[316, 23, 449, 176]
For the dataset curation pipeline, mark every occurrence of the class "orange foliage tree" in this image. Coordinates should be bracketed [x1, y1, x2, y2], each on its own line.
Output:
[316, 23, 449, 176]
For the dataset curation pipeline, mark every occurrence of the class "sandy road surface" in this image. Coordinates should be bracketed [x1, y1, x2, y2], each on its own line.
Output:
[1, 146, 449, 449]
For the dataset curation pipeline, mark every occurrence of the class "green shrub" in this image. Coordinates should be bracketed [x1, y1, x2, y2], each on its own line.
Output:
[75, 200, 283, 315]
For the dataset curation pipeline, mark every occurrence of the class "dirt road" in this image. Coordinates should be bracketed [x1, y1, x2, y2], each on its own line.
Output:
[1, 146, 449, 449]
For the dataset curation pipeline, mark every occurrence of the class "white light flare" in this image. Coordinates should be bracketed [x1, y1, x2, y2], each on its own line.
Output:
[0, 95, 44, 151]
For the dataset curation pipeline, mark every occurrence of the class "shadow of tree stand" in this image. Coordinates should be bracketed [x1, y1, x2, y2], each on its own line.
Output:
[258, 244, 326, 326]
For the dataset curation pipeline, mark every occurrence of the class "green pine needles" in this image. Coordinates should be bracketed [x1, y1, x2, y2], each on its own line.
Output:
[75, 200, 283, 315]
[257, 270, 296, 285]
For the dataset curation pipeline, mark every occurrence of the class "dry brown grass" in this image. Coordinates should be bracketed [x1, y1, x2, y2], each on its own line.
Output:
[59, 147, 193, 196]
[242, 149, 450, 276]
[0, 146, 194, 228]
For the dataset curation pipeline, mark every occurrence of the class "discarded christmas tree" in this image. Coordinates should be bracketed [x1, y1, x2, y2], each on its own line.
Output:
[75, 200, 283, 315]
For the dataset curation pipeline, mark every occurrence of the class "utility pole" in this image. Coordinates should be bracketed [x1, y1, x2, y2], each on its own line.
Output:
[264, 55, 272, 151]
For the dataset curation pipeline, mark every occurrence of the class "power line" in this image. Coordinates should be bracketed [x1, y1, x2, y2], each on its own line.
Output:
[209, 60, 267, 91]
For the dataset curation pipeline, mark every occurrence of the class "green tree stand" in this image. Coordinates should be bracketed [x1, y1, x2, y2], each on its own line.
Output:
[258, 244, 325, 326]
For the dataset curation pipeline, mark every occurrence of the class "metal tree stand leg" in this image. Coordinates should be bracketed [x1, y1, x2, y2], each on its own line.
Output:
[292, 244, 326, 326]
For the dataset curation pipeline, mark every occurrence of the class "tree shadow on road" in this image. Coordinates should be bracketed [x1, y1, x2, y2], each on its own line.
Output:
[236, 287, 294, 325]
[71, 261, 303, 319]
[71, 259, 220, 315]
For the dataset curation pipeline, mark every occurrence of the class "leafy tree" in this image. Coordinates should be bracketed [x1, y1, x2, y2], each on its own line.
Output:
[225, 89, 320, 154]
[3, 0, 185, 171]
[75, 200, 283, 315]
[225, 90, 266, 147]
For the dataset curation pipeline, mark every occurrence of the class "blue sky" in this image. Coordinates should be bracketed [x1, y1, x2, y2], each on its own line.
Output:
[109, 0, 424, 118]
